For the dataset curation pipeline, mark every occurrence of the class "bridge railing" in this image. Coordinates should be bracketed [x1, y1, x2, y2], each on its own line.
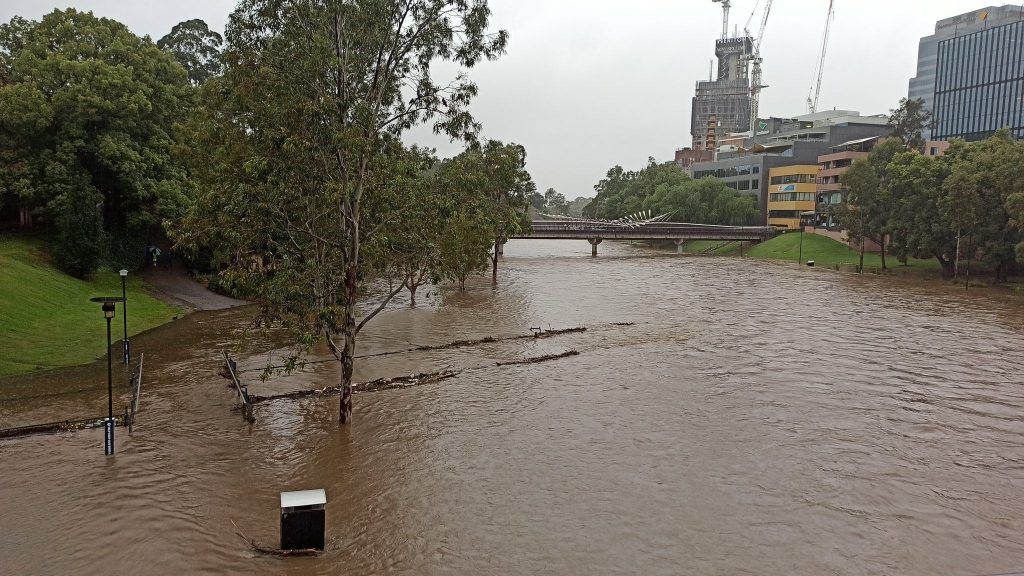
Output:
[519, 220, 777, 239]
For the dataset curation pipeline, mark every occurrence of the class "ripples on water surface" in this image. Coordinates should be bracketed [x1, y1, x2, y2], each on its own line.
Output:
[2, 239, 1024, 575]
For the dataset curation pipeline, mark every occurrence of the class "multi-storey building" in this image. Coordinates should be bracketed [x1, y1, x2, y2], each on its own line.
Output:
[932, 18, 1024, 140]
[690, 36, 753, 151]
[813, 136, 881, 230]
[690, 111, 890, 223]
[673, 147, 714, 175]
[766, 166, 818, 229]
[909, 5, 1024, 139]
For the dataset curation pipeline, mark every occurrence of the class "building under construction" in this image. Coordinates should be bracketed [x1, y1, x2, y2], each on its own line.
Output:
[690, 33, 753, 151]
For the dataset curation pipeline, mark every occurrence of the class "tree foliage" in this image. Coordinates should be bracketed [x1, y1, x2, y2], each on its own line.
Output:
[467, 140, 533, 279]
[584, 159, 758, 225]
[542, 188, 568, 215]
[886, 150, 952, 273]
[566, 196, 591, 217]
[157, 19, 224, 86]
[834, 139, 903, 269]
[940, 131, 1024, 280]
[888, 97, 932, 152]
[0, 9, 192, 276]
[833, 131, 1024, 280]
[173, 0, 508, 422]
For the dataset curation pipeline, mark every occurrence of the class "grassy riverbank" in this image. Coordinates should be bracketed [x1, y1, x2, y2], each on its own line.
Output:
[0, 235, 181, 377]
[746, 232, 941, 271]
[681, 232, 941, 273]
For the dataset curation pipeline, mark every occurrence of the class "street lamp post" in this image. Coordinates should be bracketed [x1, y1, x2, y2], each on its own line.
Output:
[798, 223, 804, 266]
[90, 296, 124, 456]
[119, 269, 129, 365]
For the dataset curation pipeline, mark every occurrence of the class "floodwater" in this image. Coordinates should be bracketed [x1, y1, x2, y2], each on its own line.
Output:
[2, 239, 1024, 575]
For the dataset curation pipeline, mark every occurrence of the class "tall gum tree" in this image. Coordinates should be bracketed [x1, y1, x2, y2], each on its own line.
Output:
[175, 0, 507, 423]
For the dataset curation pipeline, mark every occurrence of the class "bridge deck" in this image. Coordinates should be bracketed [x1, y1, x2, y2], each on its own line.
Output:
[514, 221, 776, 242]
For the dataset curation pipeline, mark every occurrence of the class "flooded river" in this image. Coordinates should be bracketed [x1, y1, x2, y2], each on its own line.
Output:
[3, 239, 1024, 575]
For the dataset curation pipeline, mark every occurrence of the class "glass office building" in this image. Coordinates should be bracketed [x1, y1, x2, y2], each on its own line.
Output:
[932, 19, 1024, 141]
[908, 5, 1023, 139]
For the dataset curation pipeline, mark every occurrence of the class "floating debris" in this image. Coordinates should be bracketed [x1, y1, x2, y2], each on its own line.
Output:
[230, 519, 319, 557]
[248, 369, 461, 404]
[495, 350, 580, 366]
[0, 416, 123, 439]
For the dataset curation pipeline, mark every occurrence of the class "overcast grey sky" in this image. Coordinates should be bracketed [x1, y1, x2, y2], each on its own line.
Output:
[1, 0, 1003, 198]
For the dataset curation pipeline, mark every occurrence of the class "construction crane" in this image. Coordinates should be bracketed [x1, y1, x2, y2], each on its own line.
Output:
[747, 0, 774, 135]
[743, 0, 762, 34]
[807, 0, 836, 114]
[712, 0, 731, 40]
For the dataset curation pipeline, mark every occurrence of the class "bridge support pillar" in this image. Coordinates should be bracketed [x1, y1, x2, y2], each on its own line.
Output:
[675, 239, 685, 255]
[588, 238, 602, 257]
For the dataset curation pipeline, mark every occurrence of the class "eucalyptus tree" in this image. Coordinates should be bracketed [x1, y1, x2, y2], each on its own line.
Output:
[833, 160, 876, 271]
[473, 140, 533, 281]
[432, 146, 505, 290]
[157, 19, 224, 85]
[543, 188, 568, 215]
[886, 151, 954, 276]
[888, 97, 931, 152]
[939, 131, 1024, 282]
[1008, 190, 1024, 262]
[175, 0, 507, 423]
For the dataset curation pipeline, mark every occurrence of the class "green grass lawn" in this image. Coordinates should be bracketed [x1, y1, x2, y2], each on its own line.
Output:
[677, 240, 744, 256]
[745, 231, 941, 272]
[0, 234, 181, 377]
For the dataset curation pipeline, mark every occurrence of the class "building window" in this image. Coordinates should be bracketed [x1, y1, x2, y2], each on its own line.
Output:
[769, 173, 815, 185]
[769, 192, 815, 202]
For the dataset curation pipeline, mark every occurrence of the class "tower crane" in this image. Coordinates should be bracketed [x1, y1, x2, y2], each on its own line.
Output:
[743, 0, 762, 37]
[807, 0, 835, 114]
[712, 0, 731, 40]
[747, 0, 774, 135]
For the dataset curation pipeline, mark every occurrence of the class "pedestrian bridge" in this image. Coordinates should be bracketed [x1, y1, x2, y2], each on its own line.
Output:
[512, 218, 777, 255]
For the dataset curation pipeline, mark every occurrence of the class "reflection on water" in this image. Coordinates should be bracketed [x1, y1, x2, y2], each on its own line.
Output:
[3, 239, 1024, 575]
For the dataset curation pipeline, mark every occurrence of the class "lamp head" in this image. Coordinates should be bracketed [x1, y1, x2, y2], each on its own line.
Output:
[90, 296, 124, 320]
[119, 269, 128, 277]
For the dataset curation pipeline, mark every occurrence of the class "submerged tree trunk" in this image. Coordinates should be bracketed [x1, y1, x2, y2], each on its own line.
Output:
[935, 253, 955, 279]
[339, 264, 358, 424]
[339, 318, 355, 423]
[405, 270, 422, 306]
[954, 231, 961, 279]
[491, 237, 500, 282]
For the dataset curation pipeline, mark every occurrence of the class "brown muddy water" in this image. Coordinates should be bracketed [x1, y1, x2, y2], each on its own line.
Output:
[2, 240, 1024, 575]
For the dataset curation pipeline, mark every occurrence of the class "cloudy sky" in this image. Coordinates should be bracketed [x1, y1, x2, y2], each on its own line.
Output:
[1, 0, 997, 198]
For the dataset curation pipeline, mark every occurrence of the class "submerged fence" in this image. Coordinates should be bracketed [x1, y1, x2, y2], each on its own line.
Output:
[0, 355, 145, 440]
[222, 351, 254, 423]
[125, 353, 144, 432]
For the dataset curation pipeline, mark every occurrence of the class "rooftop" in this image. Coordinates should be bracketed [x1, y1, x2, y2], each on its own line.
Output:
[280, 489, 327, 509]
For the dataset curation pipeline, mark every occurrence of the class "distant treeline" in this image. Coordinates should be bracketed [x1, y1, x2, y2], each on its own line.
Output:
[583, 159, 760, 225]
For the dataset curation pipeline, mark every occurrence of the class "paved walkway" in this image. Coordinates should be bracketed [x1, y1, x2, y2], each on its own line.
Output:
[142, 262, 246, 311]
